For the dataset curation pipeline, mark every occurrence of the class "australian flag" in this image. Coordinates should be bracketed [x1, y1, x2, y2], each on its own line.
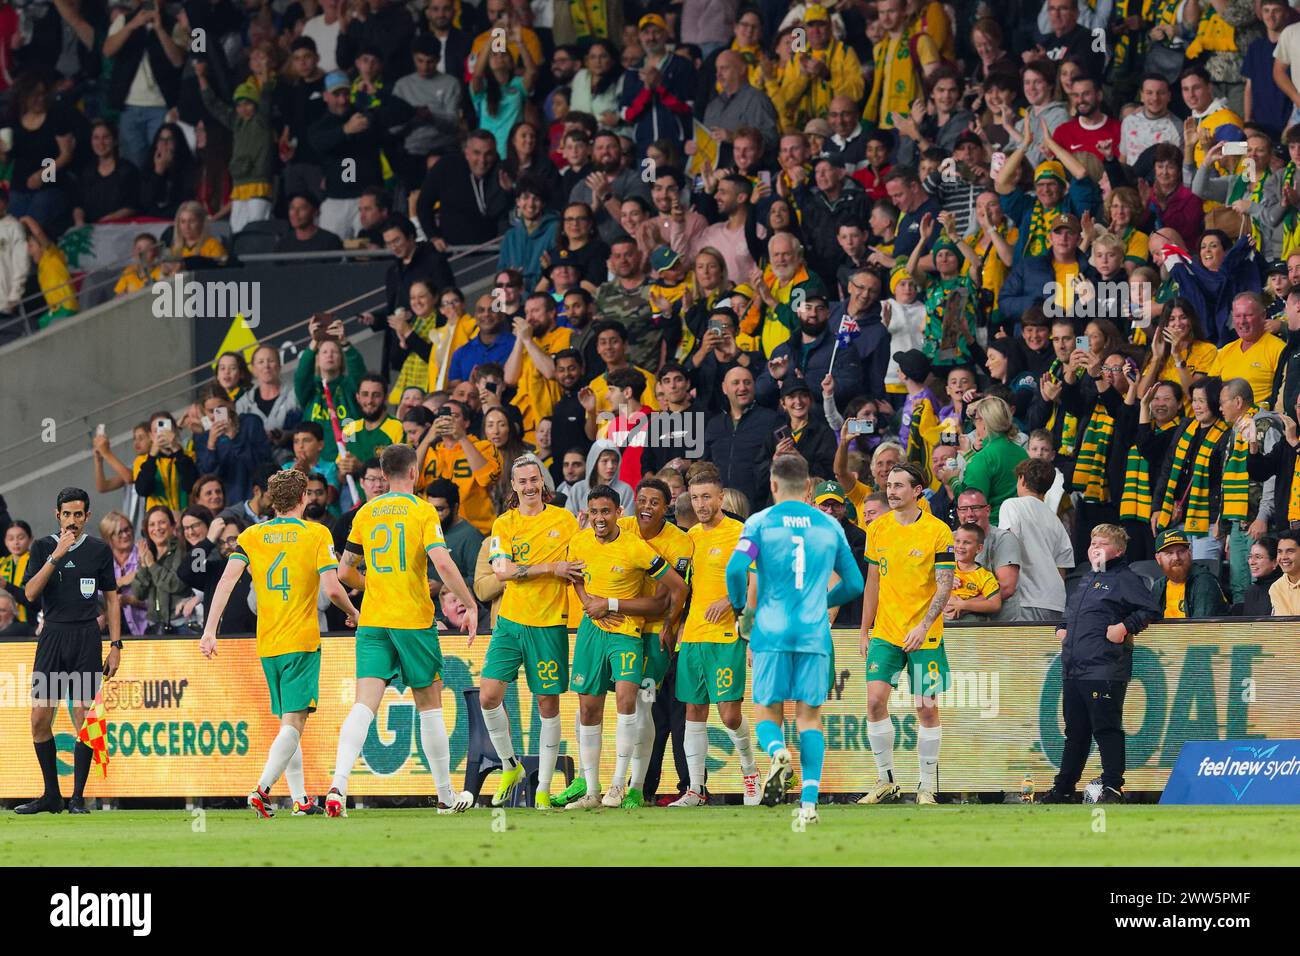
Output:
[835, 314, 859, 348]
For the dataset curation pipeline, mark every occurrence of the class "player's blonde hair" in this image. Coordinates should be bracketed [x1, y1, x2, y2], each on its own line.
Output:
[266, 469, 308, 516]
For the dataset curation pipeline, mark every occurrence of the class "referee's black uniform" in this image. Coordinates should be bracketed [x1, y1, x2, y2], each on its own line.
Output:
[22, 533, 117, 807]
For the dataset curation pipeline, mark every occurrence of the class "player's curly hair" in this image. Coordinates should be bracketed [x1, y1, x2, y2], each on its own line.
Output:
[266, 469, 308, 516]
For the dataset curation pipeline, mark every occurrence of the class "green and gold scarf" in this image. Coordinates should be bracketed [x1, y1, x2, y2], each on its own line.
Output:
[1072, 403, 1116, 504]
[1025, 201, 1061, 258]
[1156, 418, 1229, 533]
[1283, 162, 1300, 258]
[1221, 407, 1259, 521]
[1119, 419, 1176, 520]
[393, 312, 440, 394]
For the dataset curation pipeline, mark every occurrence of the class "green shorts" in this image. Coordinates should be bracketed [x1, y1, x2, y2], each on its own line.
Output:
[642, 630, 672, 689]
[356, 625, 443, 690]
[865, 638, 951, 698]
[676, 640, 746, 705]
[261, 649, 321, 716]
[571, 616, 643, 695]
[482, 616, 569, 695]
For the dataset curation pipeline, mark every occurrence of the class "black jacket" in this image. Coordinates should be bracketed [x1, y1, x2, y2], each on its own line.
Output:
[177, 540, 255, 635]
[1248, 438, 1297, 533]
[1061, 557, 1160, 681]
[1242, 569, 1280, 616]
[309, 108, 387, 200]
[336, 3, 417, 80]
[416, 152, 513, 245]
[790, 414, 837, 481]
[108, 8, 183, 109]
[704, 403, 780, 510]
[374, 243, 457, 380]
[1155, 418, 1228, 527]
[1060, 376, 1137, 505]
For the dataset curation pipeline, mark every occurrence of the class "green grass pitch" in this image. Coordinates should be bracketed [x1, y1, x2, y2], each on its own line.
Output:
[3, 804, 1298, 866]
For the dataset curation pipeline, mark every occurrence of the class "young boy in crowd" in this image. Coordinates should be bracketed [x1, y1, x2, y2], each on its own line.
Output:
[945, 523, 1003, 622]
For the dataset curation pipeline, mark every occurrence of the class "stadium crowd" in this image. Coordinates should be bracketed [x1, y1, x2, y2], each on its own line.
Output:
[9, 0, 1300, 791]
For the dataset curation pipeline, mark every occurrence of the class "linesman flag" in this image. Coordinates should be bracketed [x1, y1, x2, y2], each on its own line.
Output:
[77, 690, 110, 777]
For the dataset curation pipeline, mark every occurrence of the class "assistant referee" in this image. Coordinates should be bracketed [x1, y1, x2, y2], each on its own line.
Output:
[16, 487, 122, 815]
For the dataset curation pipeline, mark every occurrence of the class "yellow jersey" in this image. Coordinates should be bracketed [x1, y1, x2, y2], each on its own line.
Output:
[1212, 334, 1286, 408]
[232, 517, 337, 657]
[1164, 579, 1186, 619]
[566, 526, 668, 637]
[489, 505, 579, 627]
[953, 564, 999, 605]
[865, 508, 956, 649]
[682, 517, 743, 644]
[511, 324, 573, 439]
[345, 492, 446, 630]
[0, 552, 31, 622]
[420, 438, 502, 534]
[617, 516, 692, 633]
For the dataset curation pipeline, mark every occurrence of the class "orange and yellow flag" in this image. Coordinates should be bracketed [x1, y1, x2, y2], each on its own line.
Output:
[77, 690, 110, 778]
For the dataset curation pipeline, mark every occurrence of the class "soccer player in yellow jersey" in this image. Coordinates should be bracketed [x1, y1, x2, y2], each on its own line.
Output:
[199, 470, 361, 818]
[483, 454, 584, 808]
[327, 444, 481, 817]
[860, 462, 956, 806]
[615, 477, 692, 808]
[559, 486, 686, 810]
[670, 465, 761, 807]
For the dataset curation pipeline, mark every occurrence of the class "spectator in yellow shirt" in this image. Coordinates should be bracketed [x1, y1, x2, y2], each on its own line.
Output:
[21, 216, 78, 327]
[114, 233, 163, 295]
[773, 4, 864, 132]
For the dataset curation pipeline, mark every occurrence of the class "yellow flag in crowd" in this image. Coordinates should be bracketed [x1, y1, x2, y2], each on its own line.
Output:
[687, 120, 719, 179]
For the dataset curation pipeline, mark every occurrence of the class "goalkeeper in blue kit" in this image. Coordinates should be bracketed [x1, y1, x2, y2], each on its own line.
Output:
[726, 455, 864, 825]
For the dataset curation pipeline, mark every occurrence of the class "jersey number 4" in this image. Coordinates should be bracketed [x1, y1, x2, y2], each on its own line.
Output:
[267, 552, 291, 602]
[370, 522, 408, 573]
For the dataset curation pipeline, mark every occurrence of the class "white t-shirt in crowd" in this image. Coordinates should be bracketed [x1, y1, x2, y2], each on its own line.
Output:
[998, 494, 1075, 613]
[302, 14, 342, 73]
[1274, 22, 1300, 96]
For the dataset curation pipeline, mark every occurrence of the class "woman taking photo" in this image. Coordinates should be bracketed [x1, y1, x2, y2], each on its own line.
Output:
[134, 506, 200, 634]
[386, 279, 476, 396]
[192, 388, 272, 503]
[235, 344, 301, 461]
[471, 43, 538, 157]
[99, 510, 149, 636]
[1137, 297, 1217, 402]
[568, 40, 629, 138]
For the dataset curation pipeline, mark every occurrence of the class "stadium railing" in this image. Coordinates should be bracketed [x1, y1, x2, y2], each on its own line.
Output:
[0, 238, 502, 518]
